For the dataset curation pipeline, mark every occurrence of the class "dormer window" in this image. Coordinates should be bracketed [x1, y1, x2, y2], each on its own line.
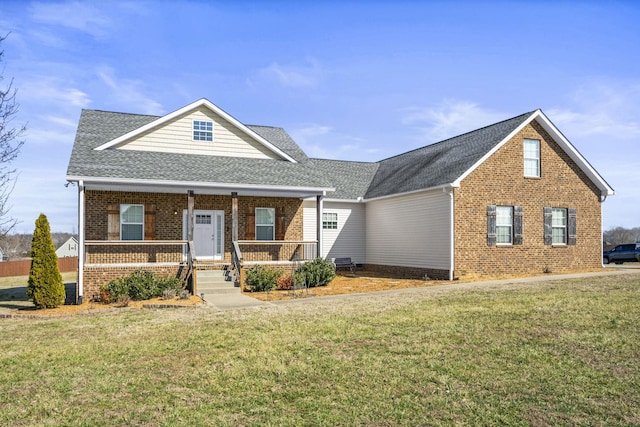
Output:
[524, 138, 540, 177]
[193, 120, 213, 141]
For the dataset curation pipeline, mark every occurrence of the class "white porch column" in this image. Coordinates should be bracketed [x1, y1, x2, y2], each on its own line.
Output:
[316, 194, 324, 258]
[77, 181, 85, 304]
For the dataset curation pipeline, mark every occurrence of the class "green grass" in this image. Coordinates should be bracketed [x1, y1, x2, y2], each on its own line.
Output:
[1, 273, 639, 426]
[0, 272, 77, 309]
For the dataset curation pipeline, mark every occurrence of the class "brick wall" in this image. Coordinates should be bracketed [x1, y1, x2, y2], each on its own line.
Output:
[82, 190, 305, 295]
[82, 265, 182, 302]
[454, 121, 603, 278]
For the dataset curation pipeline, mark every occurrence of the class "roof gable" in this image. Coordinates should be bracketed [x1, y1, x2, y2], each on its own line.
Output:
[95, 98, 298, 163]
[365, 112, 534, 199]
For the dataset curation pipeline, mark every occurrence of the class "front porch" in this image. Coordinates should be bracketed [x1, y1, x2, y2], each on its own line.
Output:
[77, 186, 327, 303]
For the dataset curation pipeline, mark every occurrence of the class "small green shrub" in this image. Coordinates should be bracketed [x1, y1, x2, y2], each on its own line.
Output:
[297, 258, 336, 288]
[245, 265, 281, 292]
[99, 270, 183, 303]
[27, 214, 65, 308]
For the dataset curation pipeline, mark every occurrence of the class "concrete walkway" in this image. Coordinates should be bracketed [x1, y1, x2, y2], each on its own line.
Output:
[203, 266, 640, 311]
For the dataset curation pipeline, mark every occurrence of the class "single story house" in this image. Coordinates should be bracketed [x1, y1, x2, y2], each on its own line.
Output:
[66, 98, 614, 303]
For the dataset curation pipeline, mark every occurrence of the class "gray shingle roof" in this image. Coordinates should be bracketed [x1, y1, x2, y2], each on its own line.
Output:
[67, 108, 537, 200]
[363, 112, 535, 199]
[67, 110, 331, 189]
[306, 159, 379, 200]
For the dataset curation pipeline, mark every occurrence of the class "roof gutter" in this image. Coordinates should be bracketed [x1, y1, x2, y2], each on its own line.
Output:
[362, 183, 458, 203]
[65, 175, 334, 195]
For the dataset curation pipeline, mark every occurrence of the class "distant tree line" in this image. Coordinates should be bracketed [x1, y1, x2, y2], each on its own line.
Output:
[0, 232, 76, 259]
[603, 226, 640, 246]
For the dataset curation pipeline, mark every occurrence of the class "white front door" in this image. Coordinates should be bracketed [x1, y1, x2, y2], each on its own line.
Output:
[184, 210, 224, 261]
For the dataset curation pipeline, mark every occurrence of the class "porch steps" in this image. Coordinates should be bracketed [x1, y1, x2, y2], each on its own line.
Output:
[195, 269, 239, 296]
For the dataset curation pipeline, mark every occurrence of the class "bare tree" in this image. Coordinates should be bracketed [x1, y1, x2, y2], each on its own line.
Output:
[603, 226, 640, 246]
[0, 33, 25, 236]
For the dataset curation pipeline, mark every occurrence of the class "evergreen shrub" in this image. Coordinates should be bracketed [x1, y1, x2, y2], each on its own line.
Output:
[245, 265, 281, 292]
[100, 270, 182, 303]
[27, 214, 65, 308]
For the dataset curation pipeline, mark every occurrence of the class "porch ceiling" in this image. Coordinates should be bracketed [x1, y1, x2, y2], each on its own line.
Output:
[78, 178, 332, 198]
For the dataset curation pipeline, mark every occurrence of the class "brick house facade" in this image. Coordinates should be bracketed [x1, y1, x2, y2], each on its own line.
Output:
[454, 121, 603, 278]
[67, 99, 613, 303]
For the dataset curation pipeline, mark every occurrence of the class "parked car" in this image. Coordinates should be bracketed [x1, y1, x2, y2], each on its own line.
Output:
[603, 243, 640, 264]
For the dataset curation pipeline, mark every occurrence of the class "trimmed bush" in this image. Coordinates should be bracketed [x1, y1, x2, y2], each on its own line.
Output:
[297, 257, 336, 288]
[27, 214, 65, 308]
[277, 273, 295, 290]
[245, 265, 281, 292]
[99, 270, 182, 303]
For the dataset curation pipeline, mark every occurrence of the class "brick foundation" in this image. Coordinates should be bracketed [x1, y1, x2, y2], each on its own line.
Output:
[363, 264, 450, 280]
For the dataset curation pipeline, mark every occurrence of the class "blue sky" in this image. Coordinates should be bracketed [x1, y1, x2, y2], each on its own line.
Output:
[1, 0, 639, 233]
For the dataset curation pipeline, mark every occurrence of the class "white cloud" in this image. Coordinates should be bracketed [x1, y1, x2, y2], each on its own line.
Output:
[253, 59, 323, 89]
[19, 77, 91, 108]
[547, 80, 640, 140]
[97, 67, 165, 115]
[30, 1, 112, 38]
[290, 123, 373, 160]
[401, 99, 507, 143]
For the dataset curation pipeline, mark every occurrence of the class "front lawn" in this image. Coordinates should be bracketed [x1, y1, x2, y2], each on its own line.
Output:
[0, 273, 639, 425]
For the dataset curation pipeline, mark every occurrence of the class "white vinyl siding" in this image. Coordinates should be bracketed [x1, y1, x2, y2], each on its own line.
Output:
[303, 201, 366, 264]
[119, 107, 279, 159]
[366, 191, 451, 270]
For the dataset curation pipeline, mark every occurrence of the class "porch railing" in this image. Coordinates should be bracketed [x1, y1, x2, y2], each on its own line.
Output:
[84, 240, 191, 266]
[236, 240, 317, 264]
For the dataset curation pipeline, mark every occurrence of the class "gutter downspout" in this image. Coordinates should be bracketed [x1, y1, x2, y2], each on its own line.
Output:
[77, 180, 85, 304]
[601, 193, 607, 268]
[316, 194, 324, 258]
[448, 187, 454, 281]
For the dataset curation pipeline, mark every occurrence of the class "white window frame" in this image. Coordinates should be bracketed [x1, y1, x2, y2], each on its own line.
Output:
[255, 208, 275, 241]
[322, 212, 338, 230]
[495, 206, 513, 245]
[524, 138, 540, 177]
[193, 120, 213, 142]
[552, 208, 567, 245]
[120, 204, 144, 240]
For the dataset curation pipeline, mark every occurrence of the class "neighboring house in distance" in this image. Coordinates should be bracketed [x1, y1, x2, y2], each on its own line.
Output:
[66, 98, 614, 304]
[56, 236, 78, 258]
[0, 247, 6, 262]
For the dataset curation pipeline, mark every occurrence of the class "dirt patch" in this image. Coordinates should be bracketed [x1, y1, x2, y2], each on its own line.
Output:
[8, 296, 203, 317]
[245, 268, 609, 301]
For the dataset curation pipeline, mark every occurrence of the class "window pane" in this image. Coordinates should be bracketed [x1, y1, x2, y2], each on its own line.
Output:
[122, 224, 143, 240]
[551, 208, 567, 244]
[256, 226, 274, 240]
[524, 139, 540, 177]
[496, 225, 512, 244]
[256, 208, 275, 225]
[495, 206, 512, 244]
[552, 227, 566, 245]
[122, 205, 143, 223]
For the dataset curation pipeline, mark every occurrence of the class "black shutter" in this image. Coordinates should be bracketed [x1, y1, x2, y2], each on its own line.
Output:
[513, 206, 523, 245]
[487, 205, 496, 246]
[568, 208, 576, 245]
[543, 207, 553, 245]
